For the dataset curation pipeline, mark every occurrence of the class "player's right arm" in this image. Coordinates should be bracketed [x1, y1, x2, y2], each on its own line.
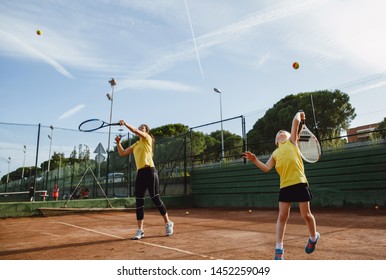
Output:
[243, 152, 275, 172]
[115, 136, 133, 157]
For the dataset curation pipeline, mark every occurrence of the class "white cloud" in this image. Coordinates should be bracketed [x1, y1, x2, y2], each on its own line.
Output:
[118, 79, 197, 92]
[0, 28, 74, 79]
[349, 80, 386, 95]
[254, 52, 272, 69]
[287, 0, 386, 73]
[58, 104, 86, 121]
[130, 0, 326, 79]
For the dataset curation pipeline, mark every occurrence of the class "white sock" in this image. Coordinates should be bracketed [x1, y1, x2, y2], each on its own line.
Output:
[276, 243, 283, 249]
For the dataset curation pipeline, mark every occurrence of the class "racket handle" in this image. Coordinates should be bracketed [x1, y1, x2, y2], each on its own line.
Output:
[298, 120, 305, 134]
[297, 110, 305, 133]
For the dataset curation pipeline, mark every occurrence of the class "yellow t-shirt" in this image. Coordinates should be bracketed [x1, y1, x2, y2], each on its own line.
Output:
[130, 134, 155, 170]
[272, 140, 308, 188]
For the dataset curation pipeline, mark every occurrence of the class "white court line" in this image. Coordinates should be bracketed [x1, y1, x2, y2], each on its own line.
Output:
[57, 222, 217, 260]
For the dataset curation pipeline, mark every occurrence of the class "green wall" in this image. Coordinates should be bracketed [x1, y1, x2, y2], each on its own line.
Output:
[0, 195, 193, 218]
[191, 144, 386, 208]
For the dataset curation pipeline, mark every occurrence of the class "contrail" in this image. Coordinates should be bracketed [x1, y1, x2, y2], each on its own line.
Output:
[58, 104, 85, 121]
[184, 0, 205, 80]
[0, 28, 74, 79]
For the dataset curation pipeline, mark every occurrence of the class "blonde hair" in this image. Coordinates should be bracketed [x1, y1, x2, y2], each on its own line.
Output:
[275, 130, 290, 146]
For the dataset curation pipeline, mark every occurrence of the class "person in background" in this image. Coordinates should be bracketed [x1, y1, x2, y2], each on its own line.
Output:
[28, 185, 35, 202]
[52, 184, 59, 201]
[80, 187, 89, 199]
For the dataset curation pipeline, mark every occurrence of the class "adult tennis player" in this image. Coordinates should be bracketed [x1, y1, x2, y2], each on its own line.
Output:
[115, 120, 174, 240]
[243, 111, 320, 260]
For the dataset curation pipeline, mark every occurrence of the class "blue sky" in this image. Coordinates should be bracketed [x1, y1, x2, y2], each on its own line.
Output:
[1, 0, 386, 175]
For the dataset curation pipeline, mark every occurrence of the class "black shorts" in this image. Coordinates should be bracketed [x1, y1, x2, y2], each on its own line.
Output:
[279, 183, 313, 202]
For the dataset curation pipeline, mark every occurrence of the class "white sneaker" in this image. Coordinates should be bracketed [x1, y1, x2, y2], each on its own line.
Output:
[132, 229, 144, 240]
[165, 221, 174, 236]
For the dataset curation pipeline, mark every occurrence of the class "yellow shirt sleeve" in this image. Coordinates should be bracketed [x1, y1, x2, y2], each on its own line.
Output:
[272, 140, 308, 188]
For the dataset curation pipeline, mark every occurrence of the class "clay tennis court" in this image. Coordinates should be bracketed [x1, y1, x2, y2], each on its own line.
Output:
[0, 207, 385, 260]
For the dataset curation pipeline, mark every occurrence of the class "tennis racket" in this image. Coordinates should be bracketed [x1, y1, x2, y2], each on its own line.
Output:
[78, 119, 120, 132]
[297, 120, 321, 163]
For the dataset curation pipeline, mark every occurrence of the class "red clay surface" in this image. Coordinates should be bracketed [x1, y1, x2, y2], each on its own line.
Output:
[0, 207, 385, 260]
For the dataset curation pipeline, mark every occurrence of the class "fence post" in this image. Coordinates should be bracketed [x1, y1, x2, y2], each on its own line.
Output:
[33, 123, 41, 201]
[242, 115, 247, 164]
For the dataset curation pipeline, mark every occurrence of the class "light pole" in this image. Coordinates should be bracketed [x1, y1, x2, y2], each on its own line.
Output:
[105, 78, 117, 194]
[6, 157, 11, 192]
[47, 125, 54, 172]
[22, 145, 26, 179]
[213, 88, 224, 160]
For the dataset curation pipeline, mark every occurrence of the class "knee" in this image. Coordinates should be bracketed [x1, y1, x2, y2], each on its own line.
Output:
[136, 197, 145, 207]
[278, 212, 289, 223]
[151, 194, 162, 206]
[301, 211, 314, 222]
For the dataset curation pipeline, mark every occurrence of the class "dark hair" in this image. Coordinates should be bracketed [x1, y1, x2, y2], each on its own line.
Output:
[140, 124, 155, 152]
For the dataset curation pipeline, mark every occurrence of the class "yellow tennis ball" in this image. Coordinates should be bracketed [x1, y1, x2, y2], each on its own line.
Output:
[185, 211, 189, 215]
[36, 30, 42, 35]
[293, 62, 299, 69]
[248, 209, 252, 213]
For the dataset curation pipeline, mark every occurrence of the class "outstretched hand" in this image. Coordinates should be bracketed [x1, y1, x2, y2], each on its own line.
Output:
[242, 151, 257, 162]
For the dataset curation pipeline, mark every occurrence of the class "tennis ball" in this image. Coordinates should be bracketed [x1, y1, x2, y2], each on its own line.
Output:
[185, 211, 189, 215]
[293, 62, 299, 69]
[248, 209, 252, 213]
[36, 30, 42, 35]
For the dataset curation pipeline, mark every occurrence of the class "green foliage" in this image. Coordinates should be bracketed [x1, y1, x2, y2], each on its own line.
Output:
[375, 117, 386, 139]
[247, 90, 356, 154]
[151, 123, 189, 138]
[111, 123, 244, 164]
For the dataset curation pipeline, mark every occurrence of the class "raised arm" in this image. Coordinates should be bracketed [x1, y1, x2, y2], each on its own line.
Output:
[118, 120, 147, 139]
[290, 111, 305, 145]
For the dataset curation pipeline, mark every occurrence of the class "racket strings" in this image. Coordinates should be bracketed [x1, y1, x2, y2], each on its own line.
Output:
[298, 133, 321, 162]
[79, 119, 105, 132]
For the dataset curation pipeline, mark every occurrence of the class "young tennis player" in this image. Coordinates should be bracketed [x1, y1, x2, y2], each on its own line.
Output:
[115, 120, 174, 240]
[243, 111, 319, 260]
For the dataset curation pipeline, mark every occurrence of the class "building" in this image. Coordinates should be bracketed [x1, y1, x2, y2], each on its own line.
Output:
[346, 123, 380, 143]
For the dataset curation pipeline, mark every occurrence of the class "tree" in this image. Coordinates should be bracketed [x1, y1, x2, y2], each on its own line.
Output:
[70, 146, 77, 160]
[205, 130, 243, 160]
[51, 152, 66, 170]
[151, 123, 189, 137]
[247, 90, 356, 154]
[375, 117, 386, 139]
[112, 124, 192, 171]
[78, 144, 90, 160]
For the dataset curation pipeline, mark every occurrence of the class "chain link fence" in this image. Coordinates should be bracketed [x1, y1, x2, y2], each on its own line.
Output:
[0, 116, 247, 202]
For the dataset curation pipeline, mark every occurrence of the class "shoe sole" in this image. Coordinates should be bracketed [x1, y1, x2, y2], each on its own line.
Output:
[132, 234, 144, 240]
